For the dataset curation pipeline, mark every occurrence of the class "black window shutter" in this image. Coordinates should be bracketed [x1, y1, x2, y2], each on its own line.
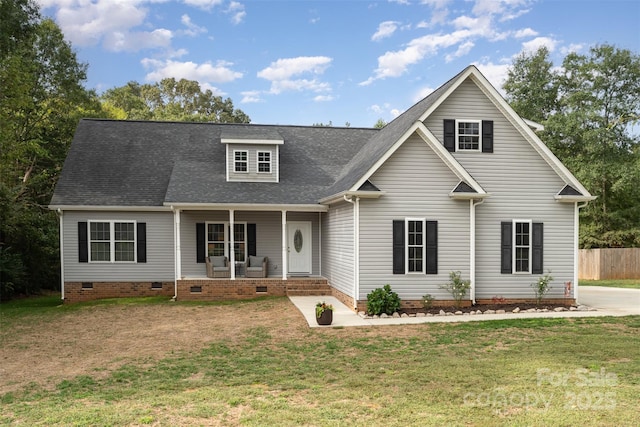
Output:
[532, 222, 543, 274]
[248, 223, 257, 256]
[137, 222, 147, 263]
[392, 220, 405, 274]
[482, 120, 493, 153]
[501, 221, 512, 274]
[78, 222, 88, 263]
[426, 221, 438, 274]
[196, 223, 205, 263]
[443, 119, 456, 152]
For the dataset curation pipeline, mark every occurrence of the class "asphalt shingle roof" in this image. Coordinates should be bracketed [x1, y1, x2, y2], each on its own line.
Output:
[50, 66, 474, 208]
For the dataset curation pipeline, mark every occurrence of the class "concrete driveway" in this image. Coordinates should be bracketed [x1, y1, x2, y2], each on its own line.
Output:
[578, 286, 640, 315]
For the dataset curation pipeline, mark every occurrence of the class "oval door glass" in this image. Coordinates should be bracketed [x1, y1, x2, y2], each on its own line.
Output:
[294, 229, 303, 253]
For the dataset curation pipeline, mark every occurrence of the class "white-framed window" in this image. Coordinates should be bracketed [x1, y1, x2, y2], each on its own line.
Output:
[406, 218, 425, 273]
[513, 220, 531, 273]
[456, 120, 481, 151]
[234, 150, 248, 173]
[257, 151, 271, 173]
[89, 220, 136, 262]
[206, 222, 247, 263]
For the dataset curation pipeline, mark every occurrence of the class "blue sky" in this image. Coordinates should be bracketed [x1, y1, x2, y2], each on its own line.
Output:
[38, 0, 640, 127]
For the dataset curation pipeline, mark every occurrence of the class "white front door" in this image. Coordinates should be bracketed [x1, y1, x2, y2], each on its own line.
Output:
[287, 221, 312, 275]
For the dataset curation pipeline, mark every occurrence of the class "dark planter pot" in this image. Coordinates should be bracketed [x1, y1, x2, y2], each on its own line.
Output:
[316, 309, 333, 325]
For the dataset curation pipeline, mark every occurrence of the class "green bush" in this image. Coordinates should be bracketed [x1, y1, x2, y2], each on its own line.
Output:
[531, 273, 553, 305]
[366, 284, 401, 315]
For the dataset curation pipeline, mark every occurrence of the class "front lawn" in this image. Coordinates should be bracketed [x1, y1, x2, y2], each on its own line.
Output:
[580, 279, 640, 289]
[1, 296, 638, 426]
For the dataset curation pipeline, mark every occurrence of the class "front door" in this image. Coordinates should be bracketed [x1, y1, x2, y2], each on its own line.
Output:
[287, 221, 312, 275]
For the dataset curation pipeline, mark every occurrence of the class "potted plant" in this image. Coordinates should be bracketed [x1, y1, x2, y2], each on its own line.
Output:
[315, 301, 333, 325]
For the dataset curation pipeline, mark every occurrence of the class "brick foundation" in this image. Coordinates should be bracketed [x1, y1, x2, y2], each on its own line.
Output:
[64, 281, 174, 303]
[176, 277, 331, 301]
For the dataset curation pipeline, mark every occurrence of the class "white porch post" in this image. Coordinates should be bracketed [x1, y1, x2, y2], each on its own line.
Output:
[229, 209, 235, 280]
[282, 210, 287, 280]
[174, 208, 181, 299]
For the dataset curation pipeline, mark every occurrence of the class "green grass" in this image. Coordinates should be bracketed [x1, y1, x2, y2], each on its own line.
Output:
[1, 296, 639, 426]
[579, 279, 640, 289]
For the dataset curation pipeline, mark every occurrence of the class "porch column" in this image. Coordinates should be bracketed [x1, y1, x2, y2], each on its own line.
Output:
[229, 209, 235, 280]
[281, 210, 287, 280]
[175, 208, 182, 280]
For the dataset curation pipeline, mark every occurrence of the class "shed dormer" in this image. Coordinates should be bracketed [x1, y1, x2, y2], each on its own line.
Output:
[221, 128, 284, 183]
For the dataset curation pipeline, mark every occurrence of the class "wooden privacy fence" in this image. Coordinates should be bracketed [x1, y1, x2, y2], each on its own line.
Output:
[579, 248, 640, 280]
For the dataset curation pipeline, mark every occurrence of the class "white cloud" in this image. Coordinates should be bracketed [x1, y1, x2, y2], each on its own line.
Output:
[314, 95, 334, 102]
[183, 0, 224, 11]
[258, 56, 332, 80]
[142, 58, 243, 83]
[372, 21, 400, 41]
[105, 28, 173, 52]
[445, 40, 474, 62]
[241, 90, 263, 103]
[522, 36, 558, 54]
[256, 57, 333, 95]
[473, 60, 511, 95]
[513, 27, 538, 38]
[226, 1, 246, 24]
[560, 43, 584, 55]
[181, 14, 207, 37]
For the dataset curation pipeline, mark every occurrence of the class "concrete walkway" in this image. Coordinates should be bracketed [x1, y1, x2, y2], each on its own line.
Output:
[290, 289, 640, 328]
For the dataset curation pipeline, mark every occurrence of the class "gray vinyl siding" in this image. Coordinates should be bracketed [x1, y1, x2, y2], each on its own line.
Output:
[321, 201, 355, 298]
[62, 211, 175, 282]
[180, 210, 319, 278]
[425, 78, 576, 298]
[227, 144, 278, 182]
[359, 135, 470, 301]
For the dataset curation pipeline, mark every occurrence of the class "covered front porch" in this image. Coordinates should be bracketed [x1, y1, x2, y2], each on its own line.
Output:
[171, 204, 329, 291]
[176, 277, 332, 301]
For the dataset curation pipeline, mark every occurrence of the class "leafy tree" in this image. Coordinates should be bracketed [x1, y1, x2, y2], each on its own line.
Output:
[374, 118, 387, 128]
[0, 0, 100, 298]
[503, 47, 556, 123]
[101, 78, 250, 123]
[503, 45, 640, 248]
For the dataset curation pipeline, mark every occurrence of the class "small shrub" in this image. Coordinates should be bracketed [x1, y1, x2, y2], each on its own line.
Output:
[531, 273, 553, 305]
[422, 294, 434, 309]
[440, 271, 471, 308]
[366, 284, 401, 315]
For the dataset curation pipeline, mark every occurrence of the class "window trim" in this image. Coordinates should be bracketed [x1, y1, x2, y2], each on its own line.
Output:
[233, 150, 248, 173]
[512, 219, 532, 274]
[257, 150, 272, 173]
[88, 220, 137, 263]
[205, 221, 248, 263]
[405, 218, 426, 274]
[456, 119, 482, 152]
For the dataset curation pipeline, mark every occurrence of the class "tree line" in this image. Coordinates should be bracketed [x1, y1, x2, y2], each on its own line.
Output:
[1, 0, 638, 299]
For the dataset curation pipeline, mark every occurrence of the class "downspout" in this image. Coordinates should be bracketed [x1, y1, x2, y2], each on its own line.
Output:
[344, 195, 359, 309]
[56, 209, 64, 301]
[575, 201, 589, 302]
[470, 198, 485, 305]
[172, 206, 181, 300]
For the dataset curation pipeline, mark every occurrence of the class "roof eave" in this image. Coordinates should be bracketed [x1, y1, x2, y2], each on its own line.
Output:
[554, 195, 597, 203]
[163, 202, 328, 212]
[449, 192, 491, 200]
[319, 190, 385, 205]
[48, 204, 172, 212]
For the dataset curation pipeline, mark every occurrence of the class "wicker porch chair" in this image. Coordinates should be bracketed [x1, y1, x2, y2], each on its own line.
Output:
[205, 256, 231, 278]
[245, 256, 268, 278]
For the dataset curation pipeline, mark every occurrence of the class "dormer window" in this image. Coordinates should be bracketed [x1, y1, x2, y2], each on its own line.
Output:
[257, 151, 271, 173]
[222, 128, 284, 183]
[234, 150, 248, 172]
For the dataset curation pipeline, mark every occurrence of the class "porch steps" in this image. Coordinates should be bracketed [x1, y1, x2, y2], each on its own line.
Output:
[285, 279, 332, 296]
